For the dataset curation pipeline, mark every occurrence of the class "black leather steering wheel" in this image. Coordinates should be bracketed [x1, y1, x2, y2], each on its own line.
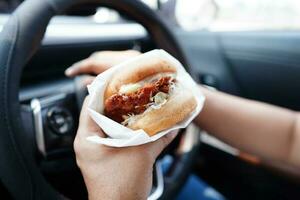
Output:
[0, 0, 200, 199]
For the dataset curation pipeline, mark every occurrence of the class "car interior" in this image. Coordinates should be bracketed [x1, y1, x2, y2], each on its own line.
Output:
[0, 0, 300, 199]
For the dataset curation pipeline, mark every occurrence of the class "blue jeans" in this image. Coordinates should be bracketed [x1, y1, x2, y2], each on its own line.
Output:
[161, 155, 225, 200]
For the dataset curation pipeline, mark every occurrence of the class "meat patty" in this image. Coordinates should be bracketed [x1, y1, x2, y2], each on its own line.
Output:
[104, 76, 174, 123]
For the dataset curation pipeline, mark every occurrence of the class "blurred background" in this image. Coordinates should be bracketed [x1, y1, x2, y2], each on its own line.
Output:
[1, 0, 300, 31]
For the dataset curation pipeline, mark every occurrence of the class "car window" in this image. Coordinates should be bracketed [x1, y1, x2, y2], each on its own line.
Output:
[5, 0, 299, 32]
[142, 0, 300, 31]
[174, 0, 300, 31]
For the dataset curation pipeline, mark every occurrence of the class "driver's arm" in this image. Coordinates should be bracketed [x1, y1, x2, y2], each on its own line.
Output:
[194, 87, 300, 168]
[66, 50, 300, 168]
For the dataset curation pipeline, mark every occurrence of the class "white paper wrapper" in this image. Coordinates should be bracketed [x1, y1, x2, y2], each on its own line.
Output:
[86, 49, 205, 147]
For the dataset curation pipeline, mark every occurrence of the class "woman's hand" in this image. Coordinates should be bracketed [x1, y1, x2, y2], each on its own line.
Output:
[74, 97, 177, 200]
[65, 50, 141, 77]
[71, 50, 177, 199]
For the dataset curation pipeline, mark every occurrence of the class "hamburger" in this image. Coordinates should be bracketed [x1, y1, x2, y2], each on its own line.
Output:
[103, 58, 197, 136]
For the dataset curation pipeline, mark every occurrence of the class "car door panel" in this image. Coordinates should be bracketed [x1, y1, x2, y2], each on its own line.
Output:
[220, 31, 300, 110]
[176, 30, 300, 110]
[175, 30, 241, 95]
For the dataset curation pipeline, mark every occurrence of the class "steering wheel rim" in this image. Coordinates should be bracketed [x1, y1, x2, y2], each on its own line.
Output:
[0, 0, 199, 199]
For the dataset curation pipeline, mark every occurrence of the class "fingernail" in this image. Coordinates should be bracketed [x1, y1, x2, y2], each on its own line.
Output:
[65, 67, 74, 76]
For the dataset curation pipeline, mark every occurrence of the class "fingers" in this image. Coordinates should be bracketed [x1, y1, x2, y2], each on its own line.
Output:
[65, 59, 97, 77]
[65, 50, 141, 77]
[78, 96, 105, 137]
[148, 130, 179, 157]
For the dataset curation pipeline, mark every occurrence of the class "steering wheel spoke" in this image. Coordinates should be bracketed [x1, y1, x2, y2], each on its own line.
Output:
[30, 92, 79, 158]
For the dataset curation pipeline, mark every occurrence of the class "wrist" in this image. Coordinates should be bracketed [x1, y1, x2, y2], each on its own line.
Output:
[84, 161, 154, 200]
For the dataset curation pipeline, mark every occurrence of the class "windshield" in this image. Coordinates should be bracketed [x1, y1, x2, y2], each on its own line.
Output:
[94, 0, 300, 31]
[3, 0, 300, 32]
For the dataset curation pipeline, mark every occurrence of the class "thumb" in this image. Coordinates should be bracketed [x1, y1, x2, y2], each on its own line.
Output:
[78, 96, 104, 137]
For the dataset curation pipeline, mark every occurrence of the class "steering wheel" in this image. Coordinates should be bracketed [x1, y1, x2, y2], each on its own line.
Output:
[0, 0, 201, 199]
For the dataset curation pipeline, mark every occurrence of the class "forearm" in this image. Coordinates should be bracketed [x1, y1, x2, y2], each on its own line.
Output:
[195, 86, 300, 166]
